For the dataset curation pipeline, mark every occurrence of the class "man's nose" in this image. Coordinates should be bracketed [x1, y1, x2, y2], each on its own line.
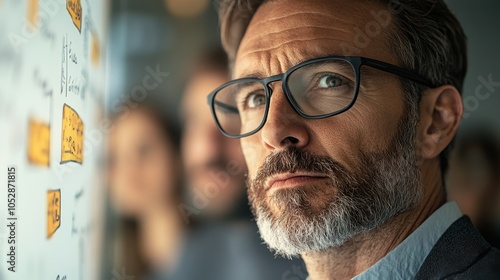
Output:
[260, 85, 310, 150]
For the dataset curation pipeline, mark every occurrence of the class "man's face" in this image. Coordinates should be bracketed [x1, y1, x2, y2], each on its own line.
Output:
[234, 0, 423, 257]
[182, 71, 247, 217]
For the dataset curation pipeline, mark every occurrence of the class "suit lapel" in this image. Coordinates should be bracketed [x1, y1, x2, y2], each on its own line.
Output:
[415, 216, 492, 279]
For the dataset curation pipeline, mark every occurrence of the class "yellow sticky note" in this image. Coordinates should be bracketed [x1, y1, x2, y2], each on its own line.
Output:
[91, 31, 100, 67]
[61, 104, 84, 164]
[47, 189, 61, 239]
[27, 119, 50, 166]
[66, 0, 82, 32]
[27, 0, 39, 28]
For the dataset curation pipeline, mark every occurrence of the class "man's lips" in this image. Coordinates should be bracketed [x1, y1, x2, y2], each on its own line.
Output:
[265, 172, 330, 191]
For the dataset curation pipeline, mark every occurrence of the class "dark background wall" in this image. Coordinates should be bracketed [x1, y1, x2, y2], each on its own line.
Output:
[447, 0, 500, 137]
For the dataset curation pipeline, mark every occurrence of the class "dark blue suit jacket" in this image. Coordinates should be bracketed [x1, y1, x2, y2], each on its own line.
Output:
[415, 216, 500, 279]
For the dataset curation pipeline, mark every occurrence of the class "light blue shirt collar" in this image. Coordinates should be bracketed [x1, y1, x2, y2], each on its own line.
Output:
[353, 201, 462, 280]
[306, 202, 462, 280]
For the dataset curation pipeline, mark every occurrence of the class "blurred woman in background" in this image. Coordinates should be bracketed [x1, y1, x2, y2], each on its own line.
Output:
[107, 100, 184, 278]
[447, 129, 500, 248]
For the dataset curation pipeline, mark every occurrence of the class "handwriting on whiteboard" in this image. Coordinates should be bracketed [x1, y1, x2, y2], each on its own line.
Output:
[68, 75, 80, 95]
[61, 104, 84, 164]
[61, 35, 84, 99]
[61, 36, 68, 96]
[34, 69, 53, 97]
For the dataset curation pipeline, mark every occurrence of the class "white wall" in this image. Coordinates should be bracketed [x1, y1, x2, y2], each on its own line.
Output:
[0, 0, 109, 279]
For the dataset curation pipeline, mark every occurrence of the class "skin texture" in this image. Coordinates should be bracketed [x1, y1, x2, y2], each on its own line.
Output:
[234, 0, 463, 278]
[182, 71, 248, 218]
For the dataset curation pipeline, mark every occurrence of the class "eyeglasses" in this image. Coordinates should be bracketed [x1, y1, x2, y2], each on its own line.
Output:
[207, 56, 436, 139]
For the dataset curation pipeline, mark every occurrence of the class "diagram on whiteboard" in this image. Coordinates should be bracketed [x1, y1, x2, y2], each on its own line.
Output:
[0, 0, 109, 279]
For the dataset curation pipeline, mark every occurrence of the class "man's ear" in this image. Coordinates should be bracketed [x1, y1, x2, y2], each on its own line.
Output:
[418, 85, 463, 160]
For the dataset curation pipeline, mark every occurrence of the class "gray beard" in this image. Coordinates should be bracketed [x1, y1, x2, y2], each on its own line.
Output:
[248, 107, 423, 259]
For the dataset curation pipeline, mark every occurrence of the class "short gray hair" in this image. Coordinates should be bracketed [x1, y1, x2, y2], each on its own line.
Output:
[217, 0, 467, 176]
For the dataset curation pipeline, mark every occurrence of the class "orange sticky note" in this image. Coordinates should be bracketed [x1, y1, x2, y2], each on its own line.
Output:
[61, 104, 84, 164]
[27, 119, 50, 166]
[27, 0, 39, 28]
[91, 31, 100, 67]
[47, 189, 61, 238]
[66, 0, 82, 32]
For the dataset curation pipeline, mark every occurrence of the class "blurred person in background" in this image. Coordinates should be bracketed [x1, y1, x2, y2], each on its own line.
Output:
[161, 48, 304, 280]
[447, 129, 500, 248]
[107, 100, 185, 279]
[181, 49, 249, 220]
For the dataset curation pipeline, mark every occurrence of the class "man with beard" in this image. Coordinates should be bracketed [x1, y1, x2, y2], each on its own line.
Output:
[207, 0, 500, 279]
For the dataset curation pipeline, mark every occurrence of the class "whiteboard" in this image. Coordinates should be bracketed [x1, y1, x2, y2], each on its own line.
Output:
[0, 0, 109, 279]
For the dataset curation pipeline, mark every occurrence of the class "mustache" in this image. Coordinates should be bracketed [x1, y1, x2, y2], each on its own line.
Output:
[251, 147, 353, 189]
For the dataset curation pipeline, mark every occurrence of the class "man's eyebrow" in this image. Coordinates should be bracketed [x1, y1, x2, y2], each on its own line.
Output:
[233, 54, 374, 79]
[233, 54, 346, 79]
[233, 70, 267, 80]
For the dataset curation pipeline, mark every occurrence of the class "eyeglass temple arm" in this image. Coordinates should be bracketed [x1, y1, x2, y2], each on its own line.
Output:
[213, 100, 239, 114]
[362, 57, 436, 88]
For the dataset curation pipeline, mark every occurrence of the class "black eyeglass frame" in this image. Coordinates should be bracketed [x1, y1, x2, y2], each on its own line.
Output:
[207, 56, 436, 139]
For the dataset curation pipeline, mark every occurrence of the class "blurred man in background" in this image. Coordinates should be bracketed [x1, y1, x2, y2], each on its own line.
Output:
[181, 49, 249, 219]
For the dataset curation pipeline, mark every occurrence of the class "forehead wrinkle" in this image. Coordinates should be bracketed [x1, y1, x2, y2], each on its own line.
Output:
[235, 0, 395, 78]
[248, 10, 353, 30]
[249, 26, 353, 46]
[237, 24, 354, 71]
[237, 37, 349, 69]
[246, 11, 357, 40]
[245, 29, 353, 49]
[242, 21, 354, 52]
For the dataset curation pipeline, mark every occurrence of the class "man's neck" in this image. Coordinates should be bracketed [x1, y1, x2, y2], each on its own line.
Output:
[302, 167, 446, 280]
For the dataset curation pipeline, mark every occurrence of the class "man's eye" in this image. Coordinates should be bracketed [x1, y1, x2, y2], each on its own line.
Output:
[317, 74, 347, 88]
[246, 92, 266, 108]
